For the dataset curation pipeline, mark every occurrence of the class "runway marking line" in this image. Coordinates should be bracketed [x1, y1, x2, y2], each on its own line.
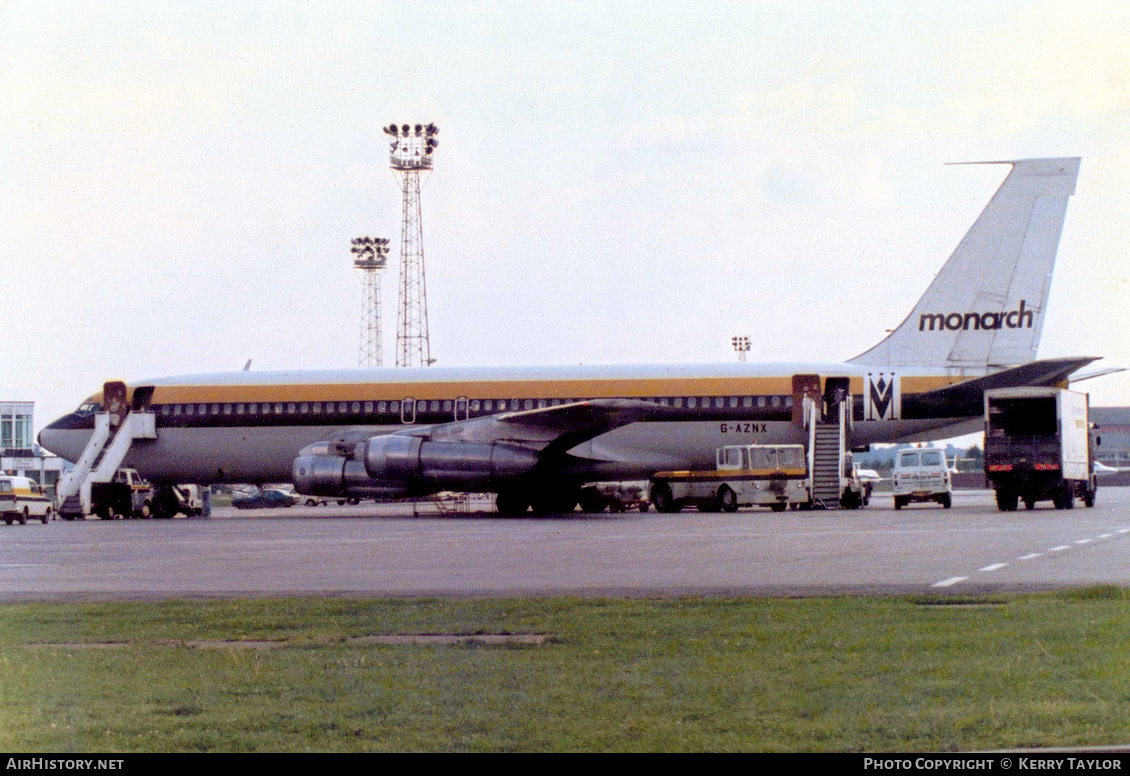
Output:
[932, 525, 1130, 588]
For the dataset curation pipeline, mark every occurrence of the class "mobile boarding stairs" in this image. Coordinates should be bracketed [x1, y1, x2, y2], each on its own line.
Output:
[55, 382, 156, 516]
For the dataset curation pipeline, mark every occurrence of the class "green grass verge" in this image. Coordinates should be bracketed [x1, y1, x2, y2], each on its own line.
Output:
[1, 590, 1128, 752]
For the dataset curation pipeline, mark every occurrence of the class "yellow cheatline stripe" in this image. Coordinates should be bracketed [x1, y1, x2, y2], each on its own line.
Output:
[653, 468, 807, 480]
[102, 373, 965, 406]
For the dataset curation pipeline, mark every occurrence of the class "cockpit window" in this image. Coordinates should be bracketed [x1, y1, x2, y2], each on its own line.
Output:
[75, 402, 102, 416]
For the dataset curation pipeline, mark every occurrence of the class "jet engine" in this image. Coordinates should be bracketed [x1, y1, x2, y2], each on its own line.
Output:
[365, 435, 539, 487]
[292, 433, 540, 498]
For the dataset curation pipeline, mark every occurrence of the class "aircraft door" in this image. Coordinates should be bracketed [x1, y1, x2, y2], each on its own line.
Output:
[454, 397, 469, 421]
[103, 381, 128, 428]
[791, 374, 821, 426]
[131, 386, 154, 412]
[824, 377, 851, 423]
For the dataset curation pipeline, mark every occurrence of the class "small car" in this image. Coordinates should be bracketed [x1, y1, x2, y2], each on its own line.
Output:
[232, 489, 297, 509]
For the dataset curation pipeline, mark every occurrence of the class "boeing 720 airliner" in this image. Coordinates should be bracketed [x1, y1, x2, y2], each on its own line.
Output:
[40, 157, 1093, 514]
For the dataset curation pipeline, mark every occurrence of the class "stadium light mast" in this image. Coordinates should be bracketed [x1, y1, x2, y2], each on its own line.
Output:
[352, 237, 390, 367]
[383, 122, 439, 367]
[731, 335, 751, 362]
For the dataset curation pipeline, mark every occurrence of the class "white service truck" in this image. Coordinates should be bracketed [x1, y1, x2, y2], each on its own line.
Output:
[984, 387, 1097, 511]
[650, 444, 812, 513]
[59, 468, 153, 520]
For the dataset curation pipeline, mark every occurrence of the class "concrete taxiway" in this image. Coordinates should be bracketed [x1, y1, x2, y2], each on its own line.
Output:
[2, 489, 1129, 601]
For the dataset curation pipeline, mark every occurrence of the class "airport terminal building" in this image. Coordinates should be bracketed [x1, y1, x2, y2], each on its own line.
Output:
[1091, 407, 1130, 468]
[1, 401, 65, 487]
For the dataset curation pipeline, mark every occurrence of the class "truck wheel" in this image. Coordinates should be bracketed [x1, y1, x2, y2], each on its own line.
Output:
[41, 509, 51, 525]
[893, 495, 904, 510]
[718, 487, 738, 513]
[940, 493, 952, 509]
[1084, 489, 1096, 508]
[1060, 488, 1075, 510]
[770, 503, 787, 513]
[995, 489, 1018, 512]
[650, 483, 678, 514]
[638, 502, 649, 513]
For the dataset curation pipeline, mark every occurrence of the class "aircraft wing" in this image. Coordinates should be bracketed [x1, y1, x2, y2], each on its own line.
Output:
[411, 398, 678, 457]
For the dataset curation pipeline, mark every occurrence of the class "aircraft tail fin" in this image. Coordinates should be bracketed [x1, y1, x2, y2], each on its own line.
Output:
[848, 157, 1080, 371]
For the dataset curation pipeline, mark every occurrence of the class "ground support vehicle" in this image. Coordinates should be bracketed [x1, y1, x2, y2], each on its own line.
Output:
[892, 449, 952, 509]
[0, 476, 55, 524]
[59, 468, 152, 520]
[650, 444, 812, 513]
[984, 388, 1097, 511]
[149, 484, 205, 518]
[0, 479, 18, 523]
[579, 482, 650, 513]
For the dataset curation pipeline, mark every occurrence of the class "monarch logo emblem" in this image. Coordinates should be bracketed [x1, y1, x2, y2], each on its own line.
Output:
[866, 373, 900, 421]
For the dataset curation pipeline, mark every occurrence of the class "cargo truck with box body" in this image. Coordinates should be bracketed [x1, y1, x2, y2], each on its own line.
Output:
[983, 387, 1097, 511]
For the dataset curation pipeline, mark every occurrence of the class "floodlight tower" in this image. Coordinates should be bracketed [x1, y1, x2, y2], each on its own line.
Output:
[352, 237, 390, 367]
[731, 335, 751, 362]
[382, 122, 439, 367]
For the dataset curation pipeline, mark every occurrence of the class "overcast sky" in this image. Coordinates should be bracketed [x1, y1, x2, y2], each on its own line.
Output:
[3, 0, 1129, 433]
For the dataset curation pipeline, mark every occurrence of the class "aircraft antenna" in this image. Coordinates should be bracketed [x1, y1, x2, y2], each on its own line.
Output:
[351, 236, 390, 367]
[383, 121, 439, 367]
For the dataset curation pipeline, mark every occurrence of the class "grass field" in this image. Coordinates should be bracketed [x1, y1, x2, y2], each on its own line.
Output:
[1, 590, 1128, 752]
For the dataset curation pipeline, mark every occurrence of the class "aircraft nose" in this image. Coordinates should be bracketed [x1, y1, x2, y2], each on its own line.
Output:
[37, 413, 88, 462]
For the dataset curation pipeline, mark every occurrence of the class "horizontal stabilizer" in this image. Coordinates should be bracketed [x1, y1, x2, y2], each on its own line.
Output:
[911, 356, 1099, 418]
[1067, 366, 1126, 384]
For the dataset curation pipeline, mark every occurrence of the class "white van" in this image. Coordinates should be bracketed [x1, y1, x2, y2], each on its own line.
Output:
[0, 476, 54, 524]
[891, 449, 952, 509]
